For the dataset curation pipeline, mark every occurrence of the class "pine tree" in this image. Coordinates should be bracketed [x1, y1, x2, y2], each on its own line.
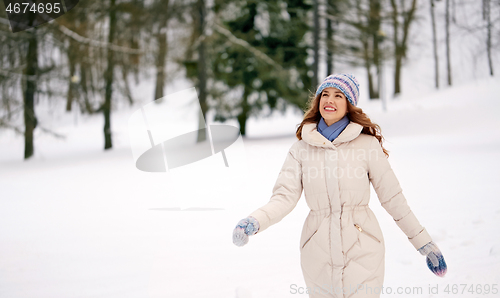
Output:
[209, 0, 312, 135]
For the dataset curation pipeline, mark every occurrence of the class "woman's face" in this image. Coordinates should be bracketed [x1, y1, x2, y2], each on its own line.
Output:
[319, 87, 348, 126]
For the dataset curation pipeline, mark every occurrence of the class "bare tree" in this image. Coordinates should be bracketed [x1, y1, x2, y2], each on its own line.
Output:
[445, 0, 452, 85]
[370, 0, 382, 99]
[196, 0, 208, 142]
[430, 0, 440, 88]
[325, 0, 347, 75]
[57, 1, 101, 114]
[153, 0, 171, 101]
[351, 0, 382, 99]
[483, 0, 494, 76]
[103, 0, 117, 150]
[390, 0, 418, 96]
[23, 27, 38, 159]
[326, 4, 335, 75]
[313, 0, 320, 89]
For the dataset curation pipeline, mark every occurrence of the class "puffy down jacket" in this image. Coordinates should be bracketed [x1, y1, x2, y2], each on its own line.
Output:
[248, 121, 433, 298]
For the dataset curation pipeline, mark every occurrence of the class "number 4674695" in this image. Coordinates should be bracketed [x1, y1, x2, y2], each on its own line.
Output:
[6, 2, 61, 14]
[444, 284, 498, 295]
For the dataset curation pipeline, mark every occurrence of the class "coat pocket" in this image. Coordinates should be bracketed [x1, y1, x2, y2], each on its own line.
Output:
[354, 223, 381, 243]
[301, 229, 318, 249]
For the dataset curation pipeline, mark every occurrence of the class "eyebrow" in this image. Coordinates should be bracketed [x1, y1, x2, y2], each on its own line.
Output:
[323, 90, 344, 94]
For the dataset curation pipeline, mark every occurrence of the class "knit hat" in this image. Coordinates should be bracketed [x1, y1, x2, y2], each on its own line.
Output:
[315, 73, 360, 106]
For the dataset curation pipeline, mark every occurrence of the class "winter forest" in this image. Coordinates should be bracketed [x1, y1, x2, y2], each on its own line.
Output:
[1, 0, 500, 297]
[0, 0, 498, 157]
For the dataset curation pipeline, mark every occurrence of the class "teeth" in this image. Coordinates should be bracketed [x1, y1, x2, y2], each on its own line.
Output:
[325, 107, 336, 111]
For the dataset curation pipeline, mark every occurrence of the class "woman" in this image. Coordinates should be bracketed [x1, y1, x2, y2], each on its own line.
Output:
[232, 73, 447, 298]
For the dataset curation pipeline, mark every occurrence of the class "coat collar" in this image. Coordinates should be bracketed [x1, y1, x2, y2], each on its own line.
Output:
[301, 121, 363, 148]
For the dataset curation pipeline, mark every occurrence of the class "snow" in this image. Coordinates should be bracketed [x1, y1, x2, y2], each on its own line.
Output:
[1, 0, 500, 293]
[1, 74, 500, 297]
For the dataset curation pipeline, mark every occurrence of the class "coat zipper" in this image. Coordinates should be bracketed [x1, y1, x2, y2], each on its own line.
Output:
[302, 229, 318, 249]
[354, 223, 381, 243]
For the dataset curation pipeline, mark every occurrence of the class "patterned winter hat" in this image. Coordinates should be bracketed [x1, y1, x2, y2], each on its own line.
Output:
[315, 73, 360, 106]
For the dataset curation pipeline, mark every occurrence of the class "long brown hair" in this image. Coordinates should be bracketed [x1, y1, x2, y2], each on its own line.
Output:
[295, 91, 389, 158]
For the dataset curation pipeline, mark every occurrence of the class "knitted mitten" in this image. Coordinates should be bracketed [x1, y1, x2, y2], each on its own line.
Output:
[232, 216, 260, 247]
[418, 241, 447, 277]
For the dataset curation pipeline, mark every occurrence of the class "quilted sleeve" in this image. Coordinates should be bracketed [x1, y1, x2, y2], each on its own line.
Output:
[367, 136, 433, 250]
[248, 142, 303, 234]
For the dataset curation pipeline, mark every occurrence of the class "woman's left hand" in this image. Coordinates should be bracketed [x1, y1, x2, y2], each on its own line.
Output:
[418, 241, 447, 277]
[232, 216, 260, 247]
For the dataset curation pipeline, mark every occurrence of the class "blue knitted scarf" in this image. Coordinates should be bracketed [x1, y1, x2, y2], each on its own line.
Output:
[317, 115, 350, 142]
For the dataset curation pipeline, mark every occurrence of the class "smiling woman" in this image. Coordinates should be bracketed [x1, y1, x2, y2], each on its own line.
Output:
[232, 73, 447, 298]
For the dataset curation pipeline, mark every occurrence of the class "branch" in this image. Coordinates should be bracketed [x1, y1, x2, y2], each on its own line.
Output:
[55, 22, 145, 55]
[0, 68, 37, 82]
[212, 22, 285, 72]
[0, 119, 24, 136]
[37, 125, 66, 139]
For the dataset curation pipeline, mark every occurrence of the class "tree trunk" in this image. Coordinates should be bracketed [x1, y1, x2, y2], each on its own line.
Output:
[312, 0, 319, 89]
[237, 86, 250, 136]
[121, 67, 134, 105]
[390, 0, 417, 95]
[361, 36, 376, 99]
[445, 0, 452, 86]
[370, 0, 381, 99]
[430, 0, 439, 88]
[196, 0, 208, 143]
[66, 41, 77, 111]
[367, 67, 376, 99]
[154, 30, 167, 101]
[394, 55, 402, 95]
[484, 0, 494, 76]
[80, 63, 93, 114]
[24, 28, 38, 159]
[326, 18, 333, 75]
[154, 1, 169, 102]
[390, 0, 400, 95]
[103, 0, 117, 150]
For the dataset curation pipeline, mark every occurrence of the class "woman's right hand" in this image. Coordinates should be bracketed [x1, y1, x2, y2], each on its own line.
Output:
[418, 241, 447, 277]
[232, 216, 260, 247]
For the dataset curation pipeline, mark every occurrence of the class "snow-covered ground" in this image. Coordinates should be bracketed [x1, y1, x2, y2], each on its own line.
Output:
[1, 74, 499, 298]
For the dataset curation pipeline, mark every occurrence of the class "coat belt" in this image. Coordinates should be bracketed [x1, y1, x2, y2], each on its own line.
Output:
[341, 204, 369, 211]
[309, 204, 369, 216]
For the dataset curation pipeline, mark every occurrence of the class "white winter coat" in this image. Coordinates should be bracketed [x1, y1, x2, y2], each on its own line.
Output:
[248, 121, 433, 298]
